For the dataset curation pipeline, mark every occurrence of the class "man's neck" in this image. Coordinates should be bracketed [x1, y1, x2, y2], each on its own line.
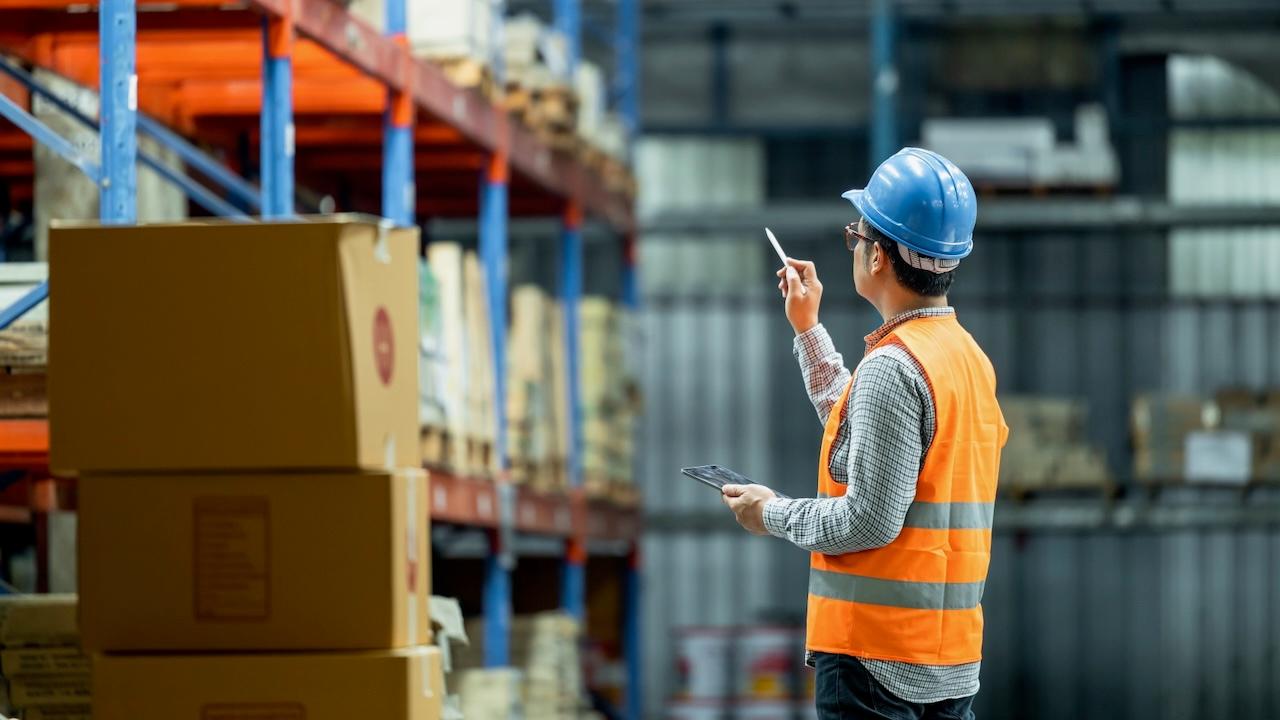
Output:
[876, 293, 949, 323]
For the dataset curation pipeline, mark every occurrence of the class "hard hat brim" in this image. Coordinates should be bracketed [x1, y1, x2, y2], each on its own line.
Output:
[841, 188, 972, 261]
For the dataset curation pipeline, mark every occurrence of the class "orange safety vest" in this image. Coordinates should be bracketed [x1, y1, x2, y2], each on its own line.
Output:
[806, 314, 1008, 665]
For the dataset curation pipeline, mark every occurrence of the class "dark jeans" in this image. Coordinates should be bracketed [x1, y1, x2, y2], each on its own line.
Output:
[813, 652, 976, 720]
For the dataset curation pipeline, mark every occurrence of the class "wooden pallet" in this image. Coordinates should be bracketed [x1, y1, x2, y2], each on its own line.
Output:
[421, 426, 458, 471]
[465, 437, 495, 479]
[435, 56, 499, 100]
[422, 427, 495, 479]
[584, 473, 613, 500]
[505, 83, 579, 152]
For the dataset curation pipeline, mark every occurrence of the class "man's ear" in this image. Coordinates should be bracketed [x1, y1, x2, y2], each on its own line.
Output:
[871, 242, 887, 275]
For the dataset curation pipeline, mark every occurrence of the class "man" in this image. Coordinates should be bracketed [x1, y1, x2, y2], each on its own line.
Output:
[722, 147, 1007, 720]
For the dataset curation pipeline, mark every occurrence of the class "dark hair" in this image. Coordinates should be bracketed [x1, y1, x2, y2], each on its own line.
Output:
[862, 224, 955, 297]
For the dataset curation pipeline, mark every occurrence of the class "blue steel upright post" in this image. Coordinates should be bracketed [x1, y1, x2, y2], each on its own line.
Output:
[870, 0, 898, 168]
[620, 233, 641, 720]
[559, 201, 585, 622]
[100, 0, 137, 223]
[261, 9, 294, 218]
[382, 0, 414, 226]
[614, 0, 640, 143]
[616, 4, 642, 717]
[553, 0, 581, 77]
[479, 149, 511, 668]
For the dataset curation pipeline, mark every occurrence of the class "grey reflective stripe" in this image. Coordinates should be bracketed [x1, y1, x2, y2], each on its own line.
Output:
[811, 496, 993, 530]
[902, 501, 994, 530]
[809, 568, 985, 611]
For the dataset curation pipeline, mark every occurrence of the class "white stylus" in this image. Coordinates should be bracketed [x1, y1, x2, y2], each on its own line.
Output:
[765, 227, 788, 265]
[766, 227, 806, 295]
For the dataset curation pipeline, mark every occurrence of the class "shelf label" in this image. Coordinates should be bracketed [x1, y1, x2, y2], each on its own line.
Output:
[476, 493, 493, 518]
[193, 497, 269, 621]
[433, 485, 448, 511]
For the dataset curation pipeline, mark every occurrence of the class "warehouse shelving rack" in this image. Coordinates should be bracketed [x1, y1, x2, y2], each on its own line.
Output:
[0, 0, 643, 716]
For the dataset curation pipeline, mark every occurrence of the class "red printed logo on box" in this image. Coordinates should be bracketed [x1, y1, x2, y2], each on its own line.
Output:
[373, 306, 394, 386]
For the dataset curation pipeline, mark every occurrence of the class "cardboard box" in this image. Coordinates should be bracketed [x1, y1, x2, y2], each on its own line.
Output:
[0, 594, 78, 647]
[23, 707, 90, 720]
[94, 646, 445, 720]
[49, 216, 420, 473]
[79, 469, 431, 652]
[8, 674, 90, 706]
[0, 646, 90, 676]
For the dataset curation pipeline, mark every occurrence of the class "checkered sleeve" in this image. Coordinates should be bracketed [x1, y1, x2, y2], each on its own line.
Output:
[761, 348, 923, 553]
[792, 324, 852, 424]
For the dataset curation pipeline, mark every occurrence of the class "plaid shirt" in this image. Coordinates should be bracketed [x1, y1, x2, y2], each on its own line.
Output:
[762, 307, 981, 703]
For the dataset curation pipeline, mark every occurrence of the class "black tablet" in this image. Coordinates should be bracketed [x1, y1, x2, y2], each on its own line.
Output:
[681, 465, 790, 499]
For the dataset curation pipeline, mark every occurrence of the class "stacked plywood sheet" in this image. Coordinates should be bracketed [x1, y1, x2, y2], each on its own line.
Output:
[0, 264, 48, 423]
[507, 285, 568, 488]
[580, 298, 638, 501]
[422, 242, 498, 478]
[452, 612, 587, 720]
[464, 252, 499, 476]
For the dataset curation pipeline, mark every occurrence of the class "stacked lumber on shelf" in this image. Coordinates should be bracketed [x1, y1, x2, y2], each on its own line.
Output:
[580, 298, 639, 502]
[0, 264, 48, 427]
[422, 242, 498, 478]
[0, 595, 90, 720]
[507, 285, 569, 489]
[999, 396, 1112, 494]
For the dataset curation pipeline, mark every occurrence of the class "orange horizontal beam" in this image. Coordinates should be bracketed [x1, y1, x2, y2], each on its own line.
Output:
[45, 33, 365, 85]
[169, 77, 385, 116]
[0, 419, 48, 455]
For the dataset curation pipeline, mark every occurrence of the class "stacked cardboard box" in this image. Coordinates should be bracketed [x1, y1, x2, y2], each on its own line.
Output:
[999, 396, 1112, 492]
[504, 14, 570, 92]
[422, 242, 499, 478]
[453, 612, 587, 720]
[49, 217, 443, 720]
[1131, 394, 1211, 483]
[1213, 389, 1280, 482]
[0, 595, 89, 719]
[580, 298, 639, 500]
[507, 285, 569, 488]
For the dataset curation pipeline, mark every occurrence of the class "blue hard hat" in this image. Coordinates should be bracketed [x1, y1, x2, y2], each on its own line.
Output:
[842, 147, 977, 261]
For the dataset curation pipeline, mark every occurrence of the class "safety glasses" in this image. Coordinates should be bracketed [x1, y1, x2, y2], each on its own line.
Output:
[844, 222, 873, 252]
